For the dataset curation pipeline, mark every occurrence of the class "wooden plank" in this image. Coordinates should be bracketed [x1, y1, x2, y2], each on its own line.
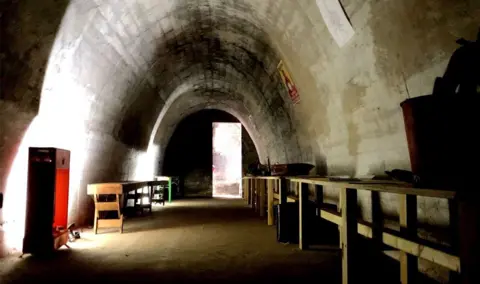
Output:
[286, 177, 455, 199]
[96, 202, 119, 211]
[242, 178, 245, 199]
[270, 191, 461, 273]
[247, 179, 252, 206]
[380, 230, 460, 272]
[338, 186, 344, 249]
[272, 194, 297, 203]
[249, 179, 253, 207]
[87, 183, 123, 195]
[254, 179, 259, 212]
[288, 195, 299, 201]
[242, 176, 281, 180]
[93, 208, 98, 234]
[341, 188, 358, 284]
[267, 179, 274, 225]
[87, 181, 152, 195]
[320, 208, 341, 225]
[299, 182, 309, 250]
[116, 194, 121, 216]
[315, 207, 461, 272]
[399, 195, 418, 284]
[249, 179, 252, 203]
[97, 218, 123, 228]
[245, 179, 249, 203]
[259, 179, 266, 217]
[250, 179, 256, 209]
[244, 179, 248, 200]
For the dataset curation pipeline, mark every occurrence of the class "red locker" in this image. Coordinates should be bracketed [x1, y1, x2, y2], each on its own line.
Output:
[23, 148, 70, 255]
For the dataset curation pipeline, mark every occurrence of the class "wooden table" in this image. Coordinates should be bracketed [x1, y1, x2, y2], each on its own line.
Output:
[154, 176, 173, 203]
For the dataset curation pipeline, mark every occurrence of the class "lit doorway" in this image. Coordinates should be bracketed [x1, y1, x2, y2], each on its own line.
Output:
[212, 123, 242, 198]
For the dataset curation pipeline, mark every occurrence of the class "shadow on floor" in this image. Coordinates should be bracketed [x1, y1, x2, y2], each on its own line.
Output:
[2, 248, 341, 283]
[121, 199, 256, 233]
[0, 198, 440, 283]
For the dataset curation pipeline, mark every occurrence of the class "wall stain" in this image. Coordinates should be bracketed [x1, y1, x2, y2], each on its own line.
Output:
[342, 78, 367, 158]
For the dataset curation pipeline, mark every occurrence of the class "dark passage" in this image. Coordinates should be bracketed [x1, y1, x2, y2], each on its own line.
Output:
[163, 110, 258, 197]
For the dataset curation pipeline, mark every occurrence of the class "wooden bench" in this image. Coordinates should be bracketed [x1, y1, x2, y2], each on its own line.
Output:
[242, 176, 477, 284]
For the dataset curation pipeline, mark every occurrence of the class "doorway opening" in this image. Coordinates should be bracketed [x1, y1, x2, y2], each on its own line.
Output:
[163, 110, 258, 198]
[212, 123, 242, 198]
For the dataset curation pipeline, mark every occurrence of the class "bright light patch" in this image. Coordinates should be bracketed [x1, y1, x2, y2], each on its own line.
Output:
[212, 123, 242, 198]
[214, 194, 242, 199]
[133, 143, 159, 181]
[3, 74, 91, 253]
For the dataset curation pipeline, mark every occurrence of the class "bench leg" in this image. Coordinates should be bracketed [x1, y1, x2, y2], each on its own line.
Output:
[94, 211, 99, 235]
[120, 215, 124, 234]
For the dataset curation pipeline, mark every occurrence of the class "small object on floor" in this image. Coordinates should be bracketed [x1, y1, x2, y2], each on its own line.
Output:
[68, 232, 80, 242]
[68, 223, 81, 242]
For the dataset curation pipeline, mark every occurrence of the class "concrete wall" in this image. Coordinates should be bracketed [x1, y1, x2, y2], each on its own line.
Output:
[261, 0, 477, 235]
[0, 0, 478, 258]
[263, 0, 478, 176]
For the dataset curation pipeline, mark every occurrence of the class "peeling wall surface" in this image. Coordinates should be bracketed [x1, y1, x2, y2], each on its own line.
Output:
[0, 0, 478, 255]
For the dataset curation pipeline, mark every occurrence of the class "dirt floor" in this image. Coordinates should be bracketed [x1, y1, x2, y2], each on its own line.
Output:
[0, 198, 342, 283]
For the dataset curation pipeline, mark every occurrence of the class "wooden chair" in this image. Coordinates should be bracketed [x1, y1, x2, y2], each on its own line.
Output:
[87, 183, 124, 234]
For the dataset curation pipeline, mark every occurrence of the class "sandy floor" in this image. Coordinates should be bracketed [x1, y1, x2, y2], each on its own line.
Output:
[0, 198, 342, 283]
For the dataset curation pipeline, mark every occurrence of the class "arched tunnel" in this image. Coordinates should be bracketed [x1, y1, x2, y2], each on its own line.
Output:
[163, 109, 259, 197]
[0, 0, 479, 283]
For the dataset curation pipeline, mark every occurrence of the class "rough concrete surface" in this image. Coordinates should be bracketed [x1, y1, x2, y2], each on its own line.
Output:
[0, 199, 343, 283]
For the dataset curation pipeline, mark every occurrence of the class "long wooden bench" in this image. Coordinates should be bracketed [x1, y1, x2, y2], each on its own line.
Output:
[242, 176, 475, 284]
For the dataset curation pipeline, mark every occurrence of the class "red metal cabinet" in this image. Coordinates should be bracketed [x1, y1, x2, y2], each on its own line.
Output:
[23, 148, 70, 254]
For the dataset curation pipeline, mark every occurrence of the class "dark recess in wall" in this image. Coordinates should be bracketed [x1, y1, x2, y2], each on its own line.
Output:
[163, 109, 258, 197]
